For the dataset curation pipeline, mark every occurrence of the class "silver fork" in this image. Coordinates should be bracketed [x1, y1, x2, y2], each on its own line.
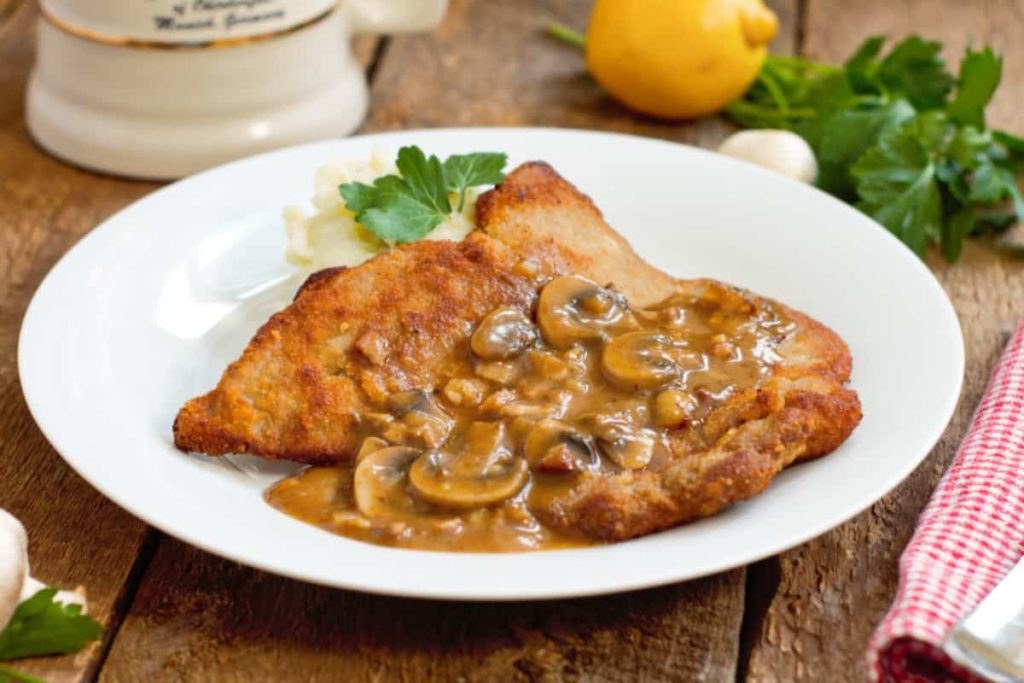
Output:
[944, 557, 1024, 682]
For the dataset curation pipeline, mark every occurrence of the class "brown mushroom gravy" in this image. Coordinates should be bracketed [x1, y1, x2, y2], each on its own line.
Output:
[266, 275, 794, 551]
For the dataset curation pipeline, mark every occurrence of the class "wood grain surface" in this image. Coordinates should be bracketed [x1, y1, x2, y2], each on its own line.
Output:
[0, 0, 1020, 681]
[100, 538, 745, 683]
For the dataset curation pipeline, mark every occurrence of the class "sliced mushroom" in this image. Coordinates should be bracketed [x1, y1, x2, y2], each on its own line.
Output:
[353, 446, 422, 520]
[356, 436, 390, 462]
[598, 425, 658, 470]
[408, 422, 528, 508]
[537, 276, 631, 348]
[471, 308, 538, 360]
[389, 389, 445, 417]
[602, 430, 657, 470]
[381, 389, 453, 447]
[523, 419, 598, 473]
[582, 408, 658, 470]
[527, 348, 586, 382]
[602, 330, 700, 391]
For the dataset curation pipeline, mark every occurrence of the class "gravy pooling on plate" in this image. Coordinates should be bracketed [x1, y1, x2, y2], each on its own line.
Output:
[266, 275, 794, 552]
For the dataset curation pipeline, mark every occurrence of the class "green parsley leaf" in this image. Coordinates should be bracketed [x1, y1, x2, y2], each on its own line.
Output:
[994, 130, 1024, 176]
[337, 179, 381, 214]
[339, 147, 507, 244]
[948, 46, 1002, 129]
[339, 146, 452, 243]
[947, 126, 992, 169]
[724, 56, 847, 134]
[730, 34, 1022, 263]
[942, 206, 976, 262]
[342, 175, 449, 243]
[844, 36, 886, 94]
[969, 160, 1024, 222]
[912, 109, 954, 149]
[816, 99, 915, 197]
[878, 36, 954, 109]
[394, 146, 451, 216]
[936, 123, 986, 202]
[0, 589, 103, 661]
[443, 153, 507, 211]
[970, 160, 1017, 202]
[852, 118, 943, 256]
[994, 129, 1024, 154]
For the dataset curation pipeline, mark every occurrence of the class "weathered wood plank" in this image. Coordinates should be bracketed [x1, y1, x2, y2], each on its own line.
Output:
[101, 0, 797, 681]
[746, 1, 1024, 680]
[0, 3, 158, 682]
[100, 538, 744, 683]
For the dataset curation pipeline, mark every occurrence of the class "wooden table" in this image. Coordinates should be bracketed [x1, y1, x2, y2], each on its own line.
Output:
[2, 0, 1023, 680]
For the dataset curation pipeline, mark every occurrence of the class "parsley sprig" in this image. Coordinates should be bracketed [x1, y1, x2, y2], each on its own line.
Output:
[339, 147, 507, 244]
[728, 36, 1024, 261]
[0, 588, 103, 679]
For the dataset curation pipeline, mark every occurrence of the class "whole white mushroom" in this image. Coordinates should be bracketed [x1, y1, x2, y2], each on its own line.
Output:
[0, 508, 86, 631]
[717, 129, 819, 185]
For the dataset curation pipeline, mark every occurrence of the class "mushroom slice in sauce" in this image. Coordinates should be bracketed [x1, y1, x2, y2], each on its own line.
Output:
[523, 418, 598, 473]
[599, 429, 658, 470]
[601, 330, 700, 391]
[537, 276, 632, 348]
[582, 405, 660, 470]
[355, 436, 390, 462]
[381, 389, 453, 448]
[471, 308, 538, 360]
[408, 421, 528, 508]
[352, 446, 422, 520]
[389, 389, 447, 417]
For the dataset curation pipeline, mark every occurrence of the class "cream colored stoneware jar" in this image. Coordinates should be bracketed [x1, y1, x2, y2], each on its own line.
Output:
[27, 0, 447, 179]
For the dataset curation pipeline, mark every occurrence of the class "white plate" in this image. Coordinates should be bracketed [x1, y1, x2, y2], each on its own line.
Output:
[19, 128, 963, 600]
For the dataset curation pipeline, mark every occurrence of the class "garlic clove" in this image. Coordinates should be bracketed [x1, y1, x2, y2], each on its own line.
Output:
[0, 509, 28, 630]
[0, 508, 89, 631]
[717, 129, 819, 184]
[19, 576, 44, 603]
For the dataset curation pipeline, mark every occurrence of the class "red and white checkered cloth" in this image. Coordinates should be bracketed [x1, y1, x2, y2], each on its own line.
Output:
[867, 320, 1024, 682]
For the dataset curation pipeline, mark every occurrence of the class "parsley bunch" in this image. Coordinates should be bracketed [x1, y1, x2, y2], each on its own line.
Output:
[727, 36, 1024, 261]
[340, 146, 507, 244]
[0, 589, 103, 683]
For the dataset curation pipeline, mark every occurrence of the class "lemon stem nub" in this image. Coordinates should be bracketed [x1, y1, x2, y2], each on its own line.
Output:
[547, 21, 586, 49]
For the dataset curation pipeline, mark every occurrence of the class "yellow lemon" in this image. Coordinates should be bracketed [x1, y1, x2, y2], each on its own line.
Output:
[585, 0, 778, 119]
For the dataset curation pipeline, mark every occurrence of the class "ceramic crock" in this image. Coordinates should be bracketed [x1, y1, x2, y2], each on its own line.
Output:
[27, 0, 448, 179]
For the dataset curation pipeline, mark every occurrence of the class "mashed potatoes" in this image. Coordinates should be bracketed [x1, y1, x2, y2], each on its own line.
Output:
[285, 149, 479, 271]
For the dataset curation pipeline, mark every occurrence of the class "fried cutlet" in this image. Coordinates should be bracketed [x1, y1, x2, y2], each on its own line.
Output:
[174, 163, 680, 460]
[173, 163, 861, 541]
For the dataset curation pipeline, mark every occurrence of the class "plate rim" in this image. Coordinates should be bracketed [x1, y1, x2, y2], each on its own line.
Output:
[17, 126, 965, 600]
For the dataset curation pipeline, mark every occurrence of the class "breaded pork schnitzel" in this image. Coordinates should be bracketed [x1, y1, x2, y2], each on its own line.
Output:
[174, 163, 860, 541]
